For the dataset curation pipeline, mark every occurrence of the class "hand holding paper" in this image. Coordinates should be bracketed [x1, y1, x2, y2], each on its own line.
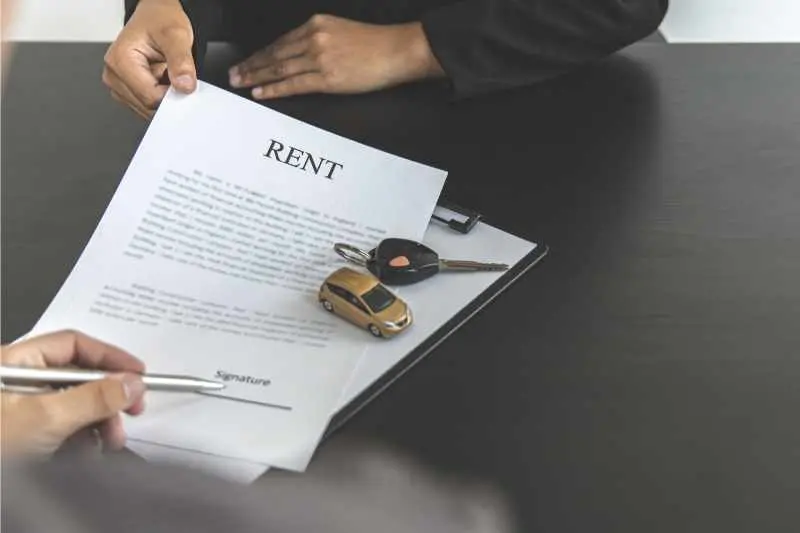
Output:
[102, 0, 197, 119]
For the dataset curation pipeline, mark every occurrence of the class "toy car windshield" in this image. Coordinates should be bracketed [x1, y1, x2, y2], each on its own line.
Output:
[361, 284, 396, 313]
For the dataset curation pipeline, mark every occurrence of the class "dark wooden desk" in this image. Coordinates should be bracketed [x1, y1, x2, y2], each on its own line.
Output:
[4, 43, 800, 532]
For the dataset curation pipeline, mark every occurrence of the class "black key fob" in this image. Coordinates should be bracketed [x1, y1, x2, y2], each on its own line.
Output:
[367, 238, 440, 285]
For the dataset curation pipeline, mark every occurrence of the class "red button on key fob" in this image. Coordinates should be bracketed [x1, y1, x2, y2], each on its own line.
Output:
[367, 238, 440, 285]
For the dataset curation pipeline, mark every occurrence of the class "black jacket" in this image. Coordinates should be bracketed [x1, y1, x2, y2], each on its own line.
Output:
[124, 0, 668, 98]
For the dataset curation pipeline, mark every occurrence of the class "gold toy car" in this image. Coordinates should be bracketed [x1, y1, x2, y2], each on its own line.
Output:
[319, 267, 412, 338]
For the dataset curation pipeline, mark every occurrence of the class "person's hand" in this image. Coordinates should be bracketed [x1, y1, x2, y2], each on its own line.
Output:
[1, 330, 146, 457]
[229, 15, 445, 100]
[102, 0, 196, 119]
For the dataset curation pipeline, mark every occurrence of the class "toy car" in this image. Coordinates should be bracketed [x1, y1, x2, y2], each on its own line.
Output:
[319, 267, 412, 338]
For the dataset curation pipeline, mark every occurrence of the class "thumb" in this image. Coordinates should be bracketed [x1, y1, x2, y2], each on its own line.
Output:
[42, 374, 146, 440]
[156, 27, 197, 93]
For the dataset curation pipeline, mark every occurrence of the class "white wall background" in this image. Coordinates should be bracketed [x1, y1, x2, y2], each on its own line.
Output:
[4, 0, 800, 43]
[6, 0, 124, 41]
[660, 0, 800, 42]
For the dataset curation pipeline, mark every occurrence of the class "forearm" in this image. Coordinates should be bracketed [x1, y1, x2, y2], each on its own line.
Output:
[421, 0, 669, 98]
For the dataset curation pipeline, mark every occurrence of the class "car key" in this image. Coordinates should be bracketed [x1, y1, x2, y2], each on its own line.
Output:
[368, 238, 510, 285]
[334, 238, 509, 286]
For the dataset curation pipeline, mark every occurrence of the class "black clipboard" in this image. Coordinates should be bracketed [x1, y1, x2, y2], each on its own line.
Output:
[323, 239, 549, 437]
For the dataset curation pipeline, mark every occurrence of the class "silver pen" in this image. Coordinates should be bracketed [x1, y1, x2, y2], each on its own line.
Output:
[0, 365, 225, 393]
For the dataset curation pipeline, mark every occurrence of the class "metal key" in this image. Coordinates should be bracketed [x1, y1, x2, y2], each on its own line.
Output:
[334, 238, 509, 286]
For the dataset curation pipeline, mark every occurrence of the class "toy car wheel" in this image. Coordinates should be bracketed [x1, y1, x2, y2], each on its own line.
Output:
[368, 324, 382, 337]
[322, 299, 334, 312]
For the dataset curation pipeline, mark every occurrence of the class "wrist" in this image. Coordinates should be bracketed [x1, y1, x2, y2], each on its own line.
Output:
[134, 0, 190, 29]
[398, 22, 445, 82]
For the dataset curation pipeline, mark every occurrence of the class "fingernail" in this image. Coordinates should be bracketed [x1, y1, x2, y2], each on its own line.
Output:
[175, 75, 195, 92]
[230, 74, 241, 87]
[118, 374, 146, 404]
[252, 87, 263, 98]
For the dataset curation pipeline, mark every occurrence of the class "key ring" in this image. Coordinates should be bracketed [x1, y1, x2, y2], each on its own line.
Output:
[333, 243, 371, 267]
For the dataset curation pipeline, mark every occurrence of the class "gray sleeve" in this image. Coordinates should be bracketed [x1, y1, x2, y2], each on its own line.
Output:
[2, 443, 515, 533]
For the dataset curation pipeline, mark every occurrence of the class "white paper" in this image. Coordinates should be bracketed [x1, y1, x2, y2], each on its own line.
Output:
[127, 222, 538, 474]
[29, 81, 446, 470]
[126, 439, 270, 485]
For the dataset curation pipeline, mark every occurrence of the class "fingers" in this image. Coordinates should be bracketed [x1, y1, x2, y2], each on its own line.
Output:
[103, 62, 158, 120]
[98, 414, 127, 451]
[230, 14, 331, 85]
[231, 40, 310, 85]
[155, 26, 197, 93]
[107, 61, 169, 118]
[252, 73, 327, 100]
[39, 374, 146, 443]
[110, 89, 152, 120]
[8, 330, 145, 373]
[103, 46, 167, 113]
[235, 56, 318, 88]
[104, 66, 155, 119]
[102, 16, 195, 119]
[228, 15, 332, 100]
[54, 426, 102, 458]
[126, 392, 146, 416]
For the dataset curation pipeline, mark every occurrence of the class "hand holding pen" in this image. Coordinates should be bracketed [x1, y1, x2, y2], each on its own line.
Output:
[1, 330, 150, 457]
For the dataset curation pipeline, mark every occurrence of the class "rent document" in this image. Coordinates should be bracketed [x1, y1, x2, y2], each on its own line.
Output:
[127, 221, 540, 479]
[29, 82, 447, 470]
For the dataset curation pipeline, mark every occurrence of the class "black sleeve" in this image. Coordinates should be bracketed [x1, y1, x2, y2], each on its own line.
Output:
[421, 0, 669, 98]
[123, 0, 215, 76]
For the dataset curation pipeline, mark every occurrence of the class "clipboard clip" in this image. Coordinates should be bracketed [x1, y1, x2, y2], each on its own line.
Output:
[430, 201, 482, 235]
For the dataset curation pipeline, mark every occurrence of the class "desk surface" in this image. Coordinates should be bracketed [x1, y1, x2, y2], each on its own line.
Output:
[4, 43, 800, 532]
